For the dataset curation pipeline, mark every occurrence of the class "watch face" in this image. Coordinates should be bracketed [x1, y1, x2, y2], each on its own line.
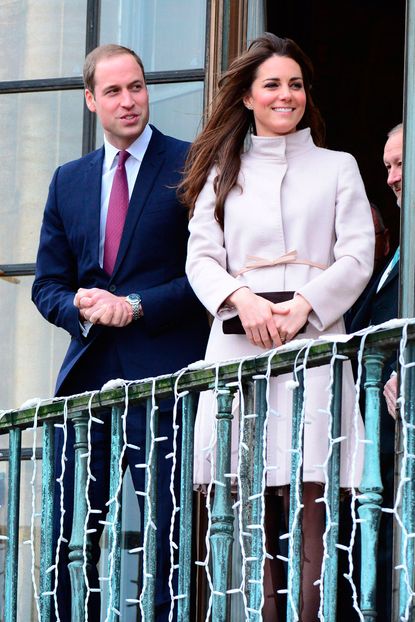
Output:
[127, 293, 140, 302]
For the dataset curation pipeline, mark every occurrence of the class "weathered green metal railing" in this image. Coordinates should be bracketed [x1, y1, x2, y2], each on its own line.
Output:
[0, 322, 414, 621]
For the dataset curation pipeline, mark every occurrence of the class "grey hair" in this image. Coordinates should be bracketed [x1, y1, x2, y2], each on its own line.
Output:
[387, 122, 403, 138]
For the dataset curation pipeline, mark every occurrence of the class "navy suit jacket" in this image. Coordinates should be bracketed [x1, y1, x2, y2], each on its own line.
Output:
[32, 125, 209, 396]
[346, 254, 399, 453]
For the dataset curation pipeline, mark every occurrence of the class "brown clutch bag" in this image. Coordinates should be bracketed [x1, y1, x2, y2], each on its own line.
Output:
[222, 291, 306, 335]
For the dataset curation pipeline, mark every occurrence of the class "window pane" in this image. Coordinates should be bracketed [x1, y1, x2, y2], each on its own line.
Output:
[100, 0, 207, 71]
[96, 81, 204, 146]
[0, 0, 87, 81]
[0, 90, 84, 264]
[149, 82, 204, 141]
[0, 277, 69, 411]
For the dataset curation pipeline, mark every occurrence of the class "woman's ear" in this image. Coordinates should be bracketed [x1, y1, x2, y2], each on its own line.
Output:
[243, 95, 253, 110]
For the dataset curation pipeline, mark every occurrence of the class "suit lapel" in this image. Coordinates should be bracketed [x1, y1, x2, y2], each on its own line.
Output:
[112, 127, 166, 276]
[380, 259, 399, 292]
[84, 147, 105, 266]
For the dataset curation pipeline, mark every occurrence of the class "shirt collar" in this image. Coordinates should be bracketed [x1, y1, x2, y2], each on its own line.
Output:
[103, 124, 153, 171]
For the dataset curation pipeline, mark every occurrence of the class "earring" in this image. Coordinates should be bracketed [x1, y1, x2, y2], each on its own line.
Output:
[246, 105, 252, 110]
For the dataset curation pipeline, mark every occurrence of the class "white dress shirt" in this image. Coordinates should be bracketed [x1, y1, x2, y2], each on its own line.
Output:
[99, 123, 153, 266]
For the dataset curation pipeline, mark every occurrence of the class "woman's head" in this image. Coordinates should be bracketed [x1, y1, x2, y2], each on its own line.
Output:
[179, 33, 324, 225]
[221, 32, 324, 142]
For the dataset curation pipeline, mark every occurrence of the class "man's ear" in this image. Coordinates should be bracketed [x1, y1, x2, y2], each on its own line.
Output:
[85, 89, 96, 113]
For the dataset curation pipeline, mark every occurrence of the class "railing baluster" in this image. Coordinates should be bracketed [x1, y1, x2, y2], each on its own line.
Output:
[239, 381, 255, 612]
[40, 420, 55, 620]
[322, 358, 343, 621]
[106, 405, 124, 621]
[359, 350, 385, 621]
[398, 340, 415, 620]
[286, 368, 304, 622]
[177, 391, 197, 622]
[247, 377, 267, 620]
[5, 427, 21, 622]
[141, 396, 158, 621]
[211, 387, 235, 622]
[68, 409, 92, 620]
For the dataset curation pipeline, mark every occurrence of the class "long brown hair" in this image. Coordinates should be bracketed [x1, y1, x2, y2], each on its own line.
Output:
[179, 33, 325, 228]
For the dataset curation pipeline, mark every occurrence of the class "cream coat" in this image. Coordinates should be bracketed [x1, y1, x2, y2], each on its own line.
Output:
[186, 129, 375, 487]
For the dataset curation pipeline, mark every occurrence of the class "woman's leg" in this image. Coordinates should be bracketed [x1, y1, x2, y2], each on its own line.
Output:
[300, 483, 325, 621]
[263, 495, 287, 621]
[281, 483, 325, 621]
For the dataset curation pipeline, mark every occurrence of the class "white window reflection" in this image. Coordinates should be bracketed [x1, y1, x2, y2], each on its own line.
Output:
[0, 277, 69, 410]
[0, 90, 84, 265]
[100, 0, 207, 72]
[0, 0, 87, 81]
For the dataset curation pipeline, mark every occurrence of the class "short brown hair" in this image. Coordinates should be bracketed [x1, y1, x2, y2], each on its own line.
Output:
[83, 44, 146, 93]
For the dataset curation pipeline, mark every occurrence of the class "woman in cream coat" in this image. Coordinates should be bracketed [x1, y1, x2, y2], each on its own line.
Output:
[181, 34, 374, 620]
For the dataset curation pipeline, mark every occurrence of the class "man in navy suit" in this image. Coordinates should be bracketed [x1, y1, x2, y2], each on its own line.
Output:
[346, 123, 402, 621]
[32, 44, 209, 620]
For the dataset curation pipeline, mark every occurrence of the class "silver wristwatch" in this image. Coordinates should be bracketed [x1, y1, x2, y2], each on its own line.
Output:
[125, 293, 143, 321]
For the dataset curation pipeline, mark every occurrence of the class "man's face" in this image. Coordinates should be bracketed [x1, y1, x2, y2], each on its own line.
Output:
[383, 130, 403, 206]
[85, 53, 149, 150]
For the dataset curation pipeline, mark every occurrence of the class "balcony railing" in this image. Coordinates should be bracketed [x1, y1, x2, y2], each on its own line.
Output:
[1, 320, 415, 621]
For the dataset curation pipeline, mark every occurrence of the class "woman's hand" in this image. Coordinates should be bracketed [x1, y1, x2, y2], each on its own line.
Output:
[272, 294, 312, 343]
[226, 288, 289, 349]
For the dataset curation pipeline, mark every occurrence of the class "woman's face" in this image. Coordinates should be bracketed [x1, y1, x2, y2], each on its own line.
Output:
[244, 55, 306, 137]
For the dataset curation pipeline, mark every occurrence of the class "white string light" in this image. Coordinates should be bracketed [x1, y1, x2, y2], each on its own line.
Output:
[18, 319, 415, 619]
[167, 368, 188, 621]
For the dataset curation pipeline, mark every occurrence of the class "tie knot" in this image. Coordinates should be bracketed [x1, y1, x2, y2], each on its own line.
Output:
[117, 150, 131, 168]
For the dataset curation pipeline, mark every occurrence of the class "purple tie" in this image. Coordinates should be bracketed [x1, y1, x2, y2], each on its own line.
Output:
[103, 150, 131, 275]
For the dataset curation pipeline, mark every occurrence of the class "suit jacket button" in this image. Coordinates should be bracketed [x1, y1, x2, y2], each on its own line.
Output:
[109, 284, 116, 293]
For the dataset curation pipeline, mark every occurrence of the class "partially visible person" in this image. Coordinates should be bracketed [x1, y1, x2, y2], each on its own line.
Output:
[344, 201, 391, 332]
[371, 202, 391, 273]
[180, 33, 374, 621]
[32, 44, 209, 621]
[347, 122, 403, 621]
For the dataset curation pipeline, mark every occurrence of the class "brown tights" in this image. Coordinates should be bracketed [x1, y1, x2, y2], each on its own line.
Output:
[263, 483, 326, 622]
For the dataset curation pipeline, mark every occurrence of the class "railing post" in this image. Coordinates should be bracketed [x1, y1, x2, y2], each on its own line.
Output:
[5, 427, 21, 622]
[286, 368, 304, 622]
[358, 350, 385, 621]
[239, 380, 255, 610]
[322, 358, 343, 621]
[105, 405, 124, 621]
[68, 410, 93, 621]
[40, 420, 55, 620]
[141, 396, 159, 621]
[247, 377, 267, 620]
[177, 391, 197, 622]
[398, 340, 415, 621]
[210, 387, 235, 622]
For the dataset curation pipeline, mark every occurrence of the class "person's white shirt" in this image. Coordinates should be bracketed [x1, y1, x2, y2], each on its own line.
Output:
[99, 123, 153, 266]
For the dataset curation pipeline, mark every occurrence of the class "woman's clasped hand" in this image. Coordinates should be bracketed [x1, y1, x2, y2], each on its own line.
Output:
[227, 286, 311, 348]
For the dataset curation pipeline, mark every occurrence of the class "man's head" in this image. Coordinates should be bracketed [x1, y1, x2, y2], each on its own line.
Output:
[383, 123, 403, 206]
[84, 44, 149, 150]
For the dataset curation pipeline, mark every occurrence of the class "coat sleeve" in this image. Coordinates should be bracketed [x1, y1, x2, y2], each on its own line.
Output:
[31, 167, 86, 341]
[186, 168, 244, 319]
[297, 153, 375, 331]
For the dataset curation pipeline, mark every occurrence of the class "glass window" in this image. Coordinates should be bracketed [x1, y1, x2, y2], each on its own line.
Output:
[0, 0, 87, 81]
[100, 0, 207, 71]
[0, 90, 84, 265]
[95, 81, 204, 146]
[0, 277, 69, 410]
